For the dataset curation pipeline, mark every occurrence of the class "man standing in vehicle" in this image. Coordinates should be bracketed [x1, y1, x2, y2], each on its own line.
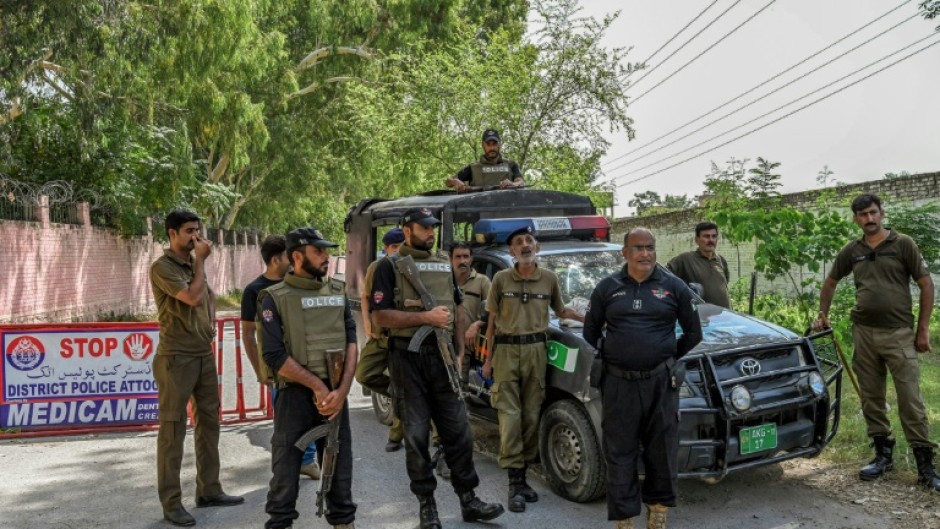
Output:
[150, 210, 244, 526]
[584, 227, 702, 529]
[444, 129, 524, 191]
[371, 208, 504, 529]
[259, 227, 358, 529]
[667, 221, 731, 308]
[813, 193, 939, 491]
[482, 226, 584, 513]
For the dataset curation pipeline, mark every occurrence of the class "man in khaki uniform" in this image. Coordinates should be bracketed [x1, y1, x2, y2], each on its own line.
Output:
[482, 226, 584, 513]
[444, 129, 524, 191]
[150, 210, 243, 526]
[667, 222, 730, 308]
[356, 228, 405, 452]
[813, 193, 939, 492]
[450, 242, 491, 373]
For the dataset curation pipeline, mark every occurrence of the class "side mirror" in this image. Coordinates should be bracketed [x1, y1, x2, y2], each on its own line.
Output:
[689, 282, 705, 298]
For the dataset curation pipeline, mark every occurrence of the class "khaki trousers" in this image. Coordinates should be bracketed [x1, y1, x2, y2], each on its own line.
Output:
[491, 342, 547, 469]
[852, 323, 933, 447]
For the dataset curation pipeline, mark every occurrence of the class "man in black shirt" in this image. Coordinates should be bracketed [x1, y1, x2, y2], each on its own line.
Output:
[584, 227, 702, 529]
[371, 207, 503, 529]
[444, 129, 523, 191]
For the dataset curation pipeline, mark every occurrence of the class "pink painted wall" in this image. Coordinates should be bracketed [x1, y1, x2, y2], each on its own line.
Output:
[0, 221, 264, 323]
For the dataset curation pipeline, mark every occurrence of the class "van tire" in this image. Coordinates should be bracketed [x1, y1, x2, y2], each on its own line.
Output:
[539, 399, 606, 502]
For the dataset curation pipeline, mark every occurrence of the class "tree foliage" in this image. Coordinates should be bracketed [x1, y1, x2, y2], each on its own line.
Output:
[885, 199, 940, 273]
[628, 190, 694, 216]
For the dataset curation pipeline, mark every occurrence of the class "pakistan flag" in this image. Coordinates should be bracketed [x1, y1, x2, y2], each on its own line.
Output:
[547, 341, 578, 373]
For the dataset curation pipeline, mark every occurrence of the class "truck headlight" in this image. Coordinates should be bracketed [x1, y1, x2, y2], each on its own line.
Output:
[808, 371, 826, 397]
[730, 385, 752, 412]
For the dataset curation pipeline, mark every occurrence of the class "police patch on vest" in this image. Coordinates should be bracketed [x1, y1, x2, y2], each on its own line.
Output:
[301, 295, 345, 308]
[481, 164, 510, 173]
[262, 309, 274, 322]
[416, 262, 452, 273]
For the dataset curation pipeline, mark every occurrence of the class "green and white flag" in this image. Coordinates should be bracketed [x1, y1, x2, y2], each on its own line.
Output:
[547, 340, 578, 373]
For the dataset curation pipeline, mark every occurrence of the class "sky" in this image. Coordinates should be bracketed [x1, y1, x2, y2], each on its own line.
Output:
[574, 0, 940, 217]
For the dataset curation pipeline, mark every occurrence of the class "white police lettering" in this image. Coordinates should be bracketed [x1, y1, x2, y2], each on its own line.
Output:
[481, 164, 509, 173]
[416, 262, 452, 273]
[301, 295, 345, 309]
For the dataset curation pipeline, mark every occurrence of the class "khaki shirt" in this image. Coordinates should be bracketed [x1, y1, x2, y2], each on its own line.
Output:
[829, 229, 929, 329]
[150, 250, 213, 355]
[459, 269, 491, 322]
[667, 250, 731, 308]
[363, 258, 382, 333]
[487, 264, 566, 335]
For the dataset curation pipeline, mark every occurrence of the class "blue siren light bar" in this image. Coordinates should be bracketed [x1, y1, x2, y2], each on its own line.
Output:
[472, 216, 610, 244]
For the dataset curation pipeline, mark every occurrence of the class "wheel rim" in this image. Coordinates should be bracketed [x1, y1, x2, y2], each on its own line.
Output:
[549, 422, 582, 484]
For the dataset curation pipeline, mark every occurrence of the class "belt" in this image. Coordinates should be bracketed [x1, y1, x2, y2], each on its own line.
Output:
[495, 332, 547, 345]
[390, 337, 439, 353]
[603, 361, 668, 381]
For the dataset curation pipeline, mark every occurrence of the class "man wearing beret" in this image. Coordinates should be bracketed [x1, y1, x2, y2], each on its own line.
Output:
[260, 227, 358, 529]
[482, 226, 584, 513]
[444, 129, 524, 191]
[372, 208, 504, 529]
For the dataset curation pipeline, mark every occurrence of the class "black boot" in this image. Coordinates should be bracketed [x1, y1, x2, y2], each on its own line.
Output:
[418, 495, 441, 529]
[859, 436, 895, 481]
[459, 490, 505, 522]
[518, 466, 538, 503]
[507, 468, 526, 512]
[913, 446, 940, 492]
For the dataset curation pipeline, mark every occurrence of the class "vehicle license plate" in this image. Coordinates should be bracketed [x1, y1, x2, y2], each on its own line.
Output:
[739, 423, 778, 455]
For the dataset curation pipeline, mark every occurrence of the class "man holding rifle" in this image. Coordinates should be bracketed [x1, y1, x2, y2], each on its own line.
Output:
[260, 227, 358, 529]
[372, 207, 504, 529]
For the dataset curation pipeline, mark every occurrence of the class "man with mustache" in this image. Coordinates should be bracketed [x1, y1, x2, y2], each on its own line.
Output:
[667, 222, 730, 308]
[444, 129, 524, 192]
[482, 227, 584, 513]
[259, 227, 358, 529]
[371, 208, 504, 529]
[813, 193, 939, 491]
[150, 210, 244, 526]
[584, 227, 702, 529]
[450, 242, 491, 373]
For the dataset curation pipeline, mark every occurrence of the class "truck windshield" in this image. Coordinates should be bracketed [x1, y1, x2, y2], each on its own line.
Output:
[539, 250, 624, 305]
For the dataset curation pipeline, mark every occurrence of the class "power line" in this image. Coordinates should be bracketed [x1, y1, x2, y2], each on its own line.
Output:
[624, 0, 721, 80]
[598, 8, 921, 181]
[607, 34, 940, 190]
[627, 0, 745, 90]
[630, 0, 778, 105]
[601, 0, 913, 170]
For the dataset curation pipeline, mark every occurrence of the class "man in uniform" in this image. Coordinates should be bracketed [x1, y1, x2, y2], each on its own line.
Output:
[584, 227, 702, 529]
[371, 208, 504, 529]
[356, 228, 405, 452]
[260, 227, 358, 529]
[667, 222, 731, 308]
[813, 193, 939, 491]
[444, 129, 524, 191]
[150, 210, 244, 526]
[481, 227, 584, 513]
[450, 241, 491, 378]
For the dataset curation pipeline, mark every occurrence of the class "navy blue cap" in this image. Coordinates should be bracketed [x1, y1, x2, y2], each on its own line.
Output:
[401, 207, 441, 228]
[285, 227, 339, 253]
[506, 226, 535, 244]
[382, 228, 405, 245]
[482, 129, 501, 143]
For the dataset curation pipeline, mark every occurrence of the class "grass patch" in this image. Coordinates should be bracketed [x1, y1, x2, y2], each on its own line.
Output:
[215, 289, 243, 311]
[93, 311, 157, 322]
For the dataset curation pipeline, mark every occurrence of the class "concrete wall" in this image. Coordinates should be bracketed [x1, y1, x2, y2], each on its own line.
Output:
[0, 220, 263, 323]
[611, 172, 940, 292]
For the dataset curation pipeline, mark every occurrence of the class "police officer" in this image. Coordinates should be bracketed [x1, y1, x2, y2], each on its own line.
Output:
[371, 208, 504, 529]
[667, 221, 731, 308]
[259, 227, 358, 529]
[481, 226, 584, 513]
[444, 129, 524, 191]
[450, 241, 491, 371]
[583, 228, 702, 529]
[356, 228, 405, 452]
[150, 210, 243, 526]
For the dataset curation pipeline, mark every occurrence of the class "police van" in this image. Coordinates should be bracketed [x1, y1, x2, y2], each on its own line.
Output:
[343, 189, 843, 503]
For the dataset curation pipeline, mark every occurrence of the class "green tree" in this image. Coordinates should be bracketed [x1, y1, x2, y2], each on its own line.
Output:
[885, 200, 940, 273]
[627, 190, 693, 215]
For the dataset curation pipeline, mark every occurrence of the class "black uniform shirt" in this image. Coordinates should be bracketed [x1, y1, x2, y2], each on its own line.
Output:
[370, 257, 463, 346]
[241, 274, 280, 322]
[584, 266, 703, 371]
[259, 288, 356, 374]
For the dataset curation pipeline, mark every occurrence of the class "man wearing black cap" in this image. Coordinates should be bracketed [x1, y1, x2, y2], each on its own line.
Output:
[371, 208, 504, 529]
[482, 226, 584, 513]
[444, 129, 524, 191]
[259, 227, 358, 529]
[356, 228, 406, 452]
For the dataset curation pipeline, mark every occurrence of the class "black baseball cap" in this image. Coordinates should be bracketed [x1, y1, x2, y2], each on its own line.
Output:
[482, 129, 501, 143]
[401, 207, 441, 228]
[285, 227, 339, 253]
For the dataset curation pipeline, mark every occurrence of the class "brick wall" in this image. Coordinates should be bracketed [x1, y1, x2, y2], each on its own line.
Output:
[611, 172, 940, 292]
[0, 221, 264, 323]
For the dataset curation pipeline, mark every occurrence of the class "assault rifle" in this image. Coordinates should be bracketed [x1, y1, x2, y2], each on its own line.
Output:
[293, 349, 345, 518]
[394, 256, 465, 398]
